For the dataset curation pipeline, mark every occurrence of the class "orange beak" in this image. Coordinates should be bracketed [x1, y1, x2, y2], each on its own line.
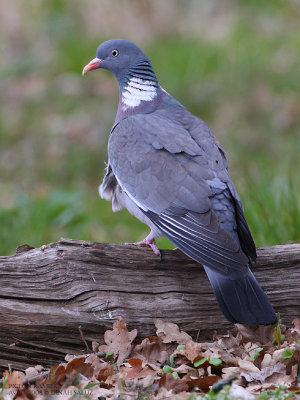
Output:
[82, 57, 102, 76]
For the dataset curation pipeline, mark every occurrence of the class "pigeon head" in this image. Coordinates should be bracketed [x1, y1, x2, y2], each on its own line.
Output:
[83, 40, 147, 78]
[83, 39, 160, 114]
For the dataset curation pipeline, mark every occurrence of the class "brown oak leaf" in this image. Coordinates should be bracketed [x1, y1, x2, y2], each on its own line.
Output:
[291, 318, 300, 339]
[235, 323, 276, 344]
[2, 370, 24, 388]
[130, 337, 169, 369]
[240, 361, 286, 383]
[175, 340, 203, 363]
[98, 316, 137, 365]
[159, 373, 189, 393]
[154, 319, 192, 344]
[98, 363, 114, 383]
[121, 358, 155, 380]
[186, 375, 220, 391]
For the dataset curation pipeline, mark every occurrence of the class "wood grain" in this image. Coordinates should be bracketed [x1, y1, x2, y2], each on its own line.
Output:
[0, 238, 299, 371]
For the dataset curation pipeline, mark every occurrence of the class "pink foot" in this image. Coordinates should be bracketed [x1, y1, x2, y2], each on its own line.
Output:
[124, 236, 161, 258]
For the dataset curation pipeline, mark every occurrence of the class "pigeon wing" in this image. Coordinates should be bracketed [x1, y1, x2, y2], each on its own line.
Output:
[108, 114, 248, 273]
[187, 114, 257, 262]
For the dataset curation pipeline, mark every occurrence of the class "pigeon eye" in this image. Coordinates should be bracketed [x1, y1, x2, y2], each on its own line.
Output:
[111, 49, 119, 57]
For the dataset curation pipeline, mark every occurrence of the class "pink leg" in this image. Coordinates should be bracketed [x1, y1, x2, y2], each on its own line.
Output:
[124, 234, 161, 258]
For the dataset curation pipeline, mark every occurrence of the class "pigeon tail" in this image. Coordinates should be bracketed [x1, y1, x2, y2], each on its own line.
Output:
[203, 266, 276, 325]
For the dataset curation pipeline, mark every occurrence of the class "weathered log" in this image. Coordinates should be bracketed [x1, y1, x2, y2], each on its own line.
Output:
[0, 238, 299, 371]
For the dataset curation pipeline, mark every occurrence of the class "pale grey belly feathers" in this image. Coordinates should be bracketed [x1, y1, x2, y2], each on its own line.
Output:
[99, 163, 161, 239]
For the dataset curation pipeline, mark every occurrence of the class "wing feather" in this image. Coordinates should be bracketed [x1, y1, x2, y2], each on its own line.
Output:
[144, 209, 248, 273]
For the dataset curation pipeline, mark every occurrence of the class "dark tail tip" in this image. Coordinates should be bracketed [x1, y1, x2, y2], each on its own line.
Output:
[204, 266, 276, 325]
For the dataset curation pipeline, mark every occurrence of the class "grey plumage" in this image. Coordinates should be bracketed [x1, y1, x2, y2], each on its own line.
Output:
[83, 39, 276, 325]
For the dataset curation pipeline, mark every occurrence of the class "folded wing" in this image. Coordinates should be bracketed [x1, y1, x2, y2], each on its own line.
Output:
[108, 114, 249, 273]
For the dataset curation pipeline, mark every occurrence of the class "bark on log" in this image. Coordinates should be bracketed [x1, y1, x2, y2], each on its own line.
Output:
[0, 238, 299, 371]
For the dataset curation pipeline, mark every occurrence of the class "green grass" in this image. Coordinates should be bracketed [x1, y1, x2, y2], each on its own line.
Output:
[0, 1, 299, 256]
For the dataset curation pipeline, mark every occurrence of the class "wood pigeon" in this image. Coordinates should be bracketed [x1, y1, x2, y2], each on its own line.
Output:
[82, 39, 276, 325]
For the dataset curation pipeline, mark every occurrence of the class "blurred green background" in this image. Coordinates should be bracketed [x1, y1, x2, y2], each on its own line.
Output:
[0, 0, 299, 256]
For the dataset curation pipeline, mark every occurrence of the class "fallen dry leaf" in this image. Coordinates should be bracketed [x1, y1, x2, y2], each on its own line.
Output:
[130, 337, 170, 369]
[159, 373, 189, 393]
[215, 348, 238, 365]
[261, 353, 272, 369]
[229, 383, 255, 400]
[173, 364, 199, 378]
[175, 339, 203, 363]
[2, 317, 299, 399]
[239, 359, 260, 374]
[2, 370, 24, 386]
[213, 331, 241, 349]
[240, 361, 286, 383]
[65, 356, 94, 380]
[222, 366, 241, 379]
[2, 370, 25, 399]
[85, 354, 104, 377]
[121, 358, 155, 380]
[272, 348, 287, 363]
[235, 323, 275, 344]
[24, 367, 40, 380]
[97, 363, 114, 382]
[98, 316, 137, 365]
[154, 318, 192, 344]
[39, 357, 94, 390]
[186, 375, 220, 390]
[43, 364, 66, 387]
[291, 317, 300, 338]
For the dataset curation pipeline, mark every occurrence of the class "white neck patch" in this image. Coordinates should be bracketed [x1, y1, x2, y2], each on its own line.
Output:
[122, 77, 157, 110]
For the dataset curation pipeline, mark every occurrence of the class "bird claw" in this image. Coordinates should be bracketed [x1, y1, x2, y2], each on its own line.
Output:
[123, 238, 161, 259]
[149, 241, 162, 259]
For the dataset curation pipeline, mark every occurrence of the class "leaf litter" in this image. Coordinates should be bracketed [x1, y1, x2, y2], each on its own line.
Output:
[0, 317, 299, 399]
